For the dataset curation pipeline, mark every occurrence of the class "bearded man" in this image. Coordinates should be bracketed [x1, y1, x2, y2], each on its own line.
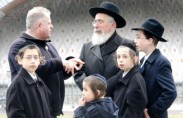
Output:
[74, 2, 133, 97]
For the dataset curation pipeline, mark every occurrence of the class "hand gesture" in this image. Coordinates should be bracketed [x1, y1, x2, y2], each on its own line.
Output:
[78, 96, 86, 106]
[63, 58, 84, 74]
[144, 108, 150, 118]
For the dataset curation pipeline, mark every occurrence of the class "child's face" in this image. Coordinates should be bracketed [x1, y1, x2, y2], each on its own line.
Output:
[18, 49, 40, 74]
[82, 82, 95, 103]
[116, 47, 135, 72]
[134, 30, 152, 53]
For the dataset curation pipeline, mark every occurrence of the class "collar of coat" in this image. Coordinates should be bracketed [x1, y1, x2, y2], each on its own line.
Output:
[144, 49, 160, 64]
[20, 32, 51, 43]
[17, 67, 44, 85]
[140, 49, 161, 73]
[119, 66, 139, 86]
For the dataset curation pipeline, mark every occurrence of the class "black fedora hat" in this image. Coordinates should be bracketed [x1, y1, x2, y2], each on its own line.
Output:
[132, 18, 167, 42]
[89, 1, 126, 28]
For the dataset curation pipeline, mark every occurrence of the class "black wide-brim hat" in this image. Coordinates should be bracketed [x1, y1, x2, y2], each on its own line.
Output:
[89, 1, 126, 28]
[132, 18, 167, 42]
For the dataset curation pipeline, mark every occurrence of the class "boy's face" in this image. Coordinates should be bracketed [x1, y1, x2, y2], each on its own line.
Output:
[134, 30, 152, 53]
[82, 82, 95, 103]
[18, 49, 40, 74]
[116, 47, 135, 72]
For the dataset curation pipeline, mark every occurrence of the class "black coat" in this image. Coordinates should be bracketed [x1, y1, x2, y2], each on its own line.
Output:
[6, 68, 52, 118]
[113, 66, 147, 118]
[74, 32, 133, 97]
[140, 49, 177, 118]
[74, 97, 119, 118]
[8, 32, 71, 115]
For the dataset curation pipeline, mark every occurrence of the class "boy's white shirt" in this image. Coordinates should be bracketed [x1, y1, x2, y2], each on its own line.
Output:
[28, 72, 37, 81]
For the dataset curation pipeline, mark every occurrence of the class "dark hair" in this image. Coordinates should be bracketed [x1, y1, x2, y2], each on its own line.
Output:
[15, 44, 44, 64]
[83, 75, 106, 100]
[143, 30, 159, 46]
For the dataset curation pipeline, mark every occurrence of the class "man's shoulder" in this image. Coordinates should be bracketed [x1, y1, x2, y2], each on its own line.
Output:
[81, 42, 93, 49]
[151, 49, 170, 63]
[83, 42, 92, 45]
[9, 37, 30, 52]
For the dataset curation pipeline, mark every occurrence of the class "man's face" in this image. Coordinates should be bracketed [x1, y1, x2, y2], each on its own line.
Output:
[39, 15, 53, 40]
[92, 13, 114, 35]
[91, 13, 116, 45]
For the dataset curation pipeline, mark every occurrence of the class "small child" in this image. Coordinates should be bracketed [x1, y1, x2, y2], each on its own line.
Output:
[6, 44, 52, 118]
[113, 43, 147, 118]
[74, 74, 119, 118]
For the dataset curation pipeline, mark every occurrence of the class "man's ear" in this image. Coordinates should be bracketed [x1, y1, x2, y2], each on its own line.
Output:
[112, 21, 117, 29]
[34, 20, 42, 29]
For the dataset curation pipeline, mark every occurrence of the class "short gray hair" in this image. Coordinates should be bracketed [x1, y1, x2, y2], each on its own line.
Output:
[26, 6, 51, 29]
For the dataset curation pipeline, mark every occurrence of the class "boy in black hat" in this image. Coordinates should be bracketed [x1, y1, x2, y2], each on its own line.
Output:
[74, 74, 119, 118]
[132, 18, 177, 118]
[74, 1, 133, 97]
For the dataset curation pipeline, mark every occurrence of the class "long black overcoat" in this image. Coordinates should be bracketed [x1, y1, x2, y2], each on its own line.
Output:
[6, 68, 52, 118]
[74, 32, 133, 96]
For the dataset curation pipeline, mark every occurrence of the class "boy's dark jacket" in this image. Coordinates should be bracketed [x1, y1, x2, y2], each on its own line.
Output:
[8, 32, 71, 115]
[6, 68, 52, 118]
[74, 97, 119, 118]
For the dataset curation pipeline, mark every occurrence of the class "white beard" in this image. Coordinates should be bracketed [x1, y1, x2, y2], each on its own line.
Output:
[91, 31, 114, 46]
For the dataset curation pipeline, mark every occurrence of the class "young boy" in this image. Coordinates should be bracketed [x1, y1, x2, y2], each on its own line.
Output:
[74, 74, 119, 118]
[132, 18, 177, 118]
[6, 44, 52, 118]
[113, 43, 147, 118]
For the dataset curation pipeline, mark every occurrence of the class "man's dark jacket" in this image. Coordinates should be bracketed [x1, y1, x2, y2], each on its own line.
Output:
[8, 32, 70, 115]
[74, 32, 133, 97]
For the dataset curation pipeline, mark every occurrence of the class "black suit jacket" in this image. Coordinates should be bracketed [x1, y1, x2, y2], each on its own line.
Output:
[74, 32, 133, 96]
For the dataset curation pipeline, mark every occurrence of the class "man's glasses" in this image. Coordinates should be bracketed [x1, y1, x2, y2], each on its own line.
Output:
[23, 55, 40, 61]
[92, 19, 104, 25]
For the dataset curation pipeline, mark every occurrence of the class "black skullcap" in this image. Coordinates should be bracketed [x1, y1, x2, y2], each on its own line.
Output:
[121, 43, 137, 53]
[91, 74, 107, 87]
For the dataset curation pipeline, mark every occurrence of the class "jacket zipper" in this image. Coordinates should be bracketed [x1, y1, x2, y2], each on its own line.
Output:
[45, 44, 61, 108]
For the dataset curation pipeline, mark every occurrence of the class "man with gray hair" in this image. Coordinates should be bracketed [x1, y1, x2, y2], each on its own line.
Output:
[8, 6, 83, 118]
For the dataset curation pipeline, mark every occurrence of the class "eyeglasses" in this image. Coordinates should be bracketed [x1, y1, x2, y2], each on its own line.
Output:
[23, 55, 40, 61]
[92, 19, 104, 25]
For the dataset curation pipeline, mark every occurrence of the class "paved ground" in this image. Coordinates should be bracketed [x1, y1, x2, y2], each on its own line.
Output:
[168, 103, 183, 116]
[62, 103, 183, 116]
[0, 103, 182, 117]
[0, 82, 183, 117]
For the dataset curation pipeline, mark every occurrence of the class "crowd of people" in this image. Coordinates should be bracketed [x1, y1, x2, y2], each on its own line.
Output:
[5, 1, 177, 118]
